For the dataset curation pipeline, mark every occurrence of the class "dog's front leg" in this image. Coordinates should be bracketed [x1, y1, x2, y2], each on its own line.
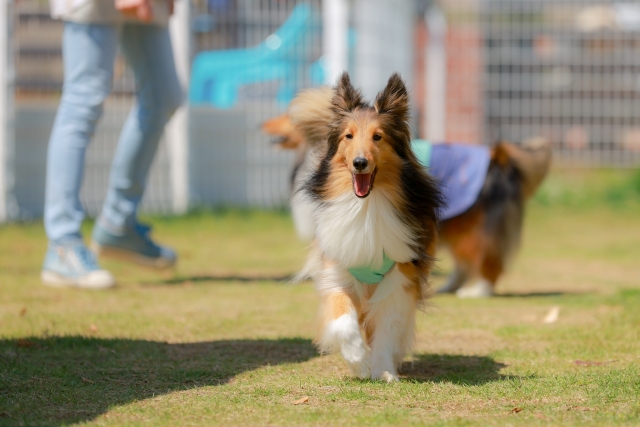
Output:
[316, 286, 371, 379]
[317, 291, 371, 378]
[366, 266, 419, 383]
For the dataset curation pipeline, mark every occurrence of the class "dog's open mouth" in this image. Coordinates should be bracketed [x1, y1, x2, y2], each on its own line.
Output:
[352, 170, 376, 198]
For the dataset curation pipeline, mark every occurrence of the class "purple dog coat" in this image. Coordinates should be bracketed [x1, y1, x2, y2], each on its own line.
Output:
[412, 140, 491, 221]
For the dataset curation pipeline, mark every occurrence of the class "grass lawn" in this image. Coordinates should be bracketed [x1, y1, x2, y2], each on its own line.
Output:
[1, 169, 640, 426]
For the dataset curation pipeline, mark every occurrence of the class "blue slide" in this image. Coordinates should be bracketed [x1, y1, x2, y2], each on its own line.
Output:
[189, 4, 316, 108]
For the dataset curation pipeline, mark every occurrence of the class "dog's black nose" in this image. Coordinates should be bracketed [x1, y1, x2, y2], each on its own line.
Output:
[353, 157, 368, 171]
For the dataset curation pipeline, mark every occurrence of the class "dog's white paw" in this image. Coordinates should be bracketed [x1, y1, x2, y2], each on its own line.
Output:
[372, 370, 399, 383]
[456, 279, 494, 298]
[322, 311, 372, 378]
[347, 357, 371, 379]
[343, 343, 371, 379]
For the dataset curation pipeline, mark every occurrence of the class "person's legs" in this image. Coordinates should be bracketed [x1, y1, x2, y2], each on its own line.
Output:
[45, 22, 118, 243]
[92, 23, 182, 268]
[42, 22, 118, 289]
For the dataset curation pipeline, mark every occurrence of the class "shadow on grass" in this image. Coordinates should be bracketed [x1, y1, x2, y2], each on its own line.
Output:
[147, 274, 294, 285]
[399, 354, 512, 385]
[495, 291, 585, 298]
[0, 336, 317, 426]
[434, 290, 588, 299]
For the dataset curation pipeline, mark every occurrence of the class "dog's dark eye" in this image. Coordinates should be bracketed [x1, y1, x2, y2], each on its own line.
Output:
[372, 134, 382, 141]
[345, 133, 353, 139]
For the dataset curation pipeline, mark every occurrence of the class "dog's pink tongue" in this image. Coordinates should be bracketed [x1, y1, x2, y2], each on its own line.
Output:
[354, 173, 372, 197]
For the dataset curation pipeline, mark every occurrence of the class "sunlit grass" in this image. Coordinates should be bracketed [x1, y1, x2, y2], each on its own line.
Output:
[1, 169, 639, 426]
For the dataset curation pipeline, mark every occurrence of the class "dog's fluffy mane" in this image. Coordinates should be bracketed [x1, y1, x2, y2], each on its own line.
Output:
[303, 73, 443, 269]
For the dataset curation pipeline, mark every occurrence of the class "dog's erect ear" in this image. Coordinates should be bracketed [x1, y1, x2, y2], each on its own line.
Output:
[332, 72, 365, 114]
[374, 73, 409, 118]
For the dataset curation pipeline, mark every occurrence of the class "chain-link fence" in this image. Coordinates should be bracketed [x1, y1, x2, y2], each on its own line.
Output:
[2, 0, 639, 222]
[435, 0, 640, 166]
[188, 0, 323, 211]
[8, 0, 326, 220]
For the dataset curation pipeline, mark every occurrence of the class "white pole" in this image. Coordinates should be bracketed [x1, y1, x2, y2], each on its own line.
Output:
[425, 4, 447, 142]
[322, 0, 348, 85]
[0, 0, 13, 222]
[167, 0, 191, 214]
[0, 0, 6, 222]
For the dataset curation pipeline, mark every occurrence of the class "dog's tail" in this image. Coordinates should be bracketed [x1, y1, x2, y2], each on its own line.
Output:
[493, 137, 552, 200]
[261, 86, 334, 154]
[476, 146, 524, 265]
[476, 137, 551, 265]
[286, 86, 334, 148]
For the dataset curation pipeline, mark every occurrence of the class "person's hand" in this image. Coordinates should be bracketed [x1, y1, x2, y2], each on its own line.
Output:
[115, 0, 154, 23]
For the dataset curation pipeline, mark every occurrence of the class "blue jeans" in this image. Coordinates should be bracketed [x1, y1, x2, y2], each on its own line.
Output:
[44, 22, 183, 243]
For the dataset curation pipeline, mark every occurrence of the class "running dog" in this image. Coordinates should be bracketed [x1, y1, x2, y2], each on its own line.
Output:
[264, 83, 551, 299]
[287, 73, 443, 382]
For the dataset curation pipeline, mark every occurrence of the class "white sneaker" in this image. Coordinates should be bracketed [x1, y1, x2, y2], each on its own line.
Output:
[41, 240, 115, 289]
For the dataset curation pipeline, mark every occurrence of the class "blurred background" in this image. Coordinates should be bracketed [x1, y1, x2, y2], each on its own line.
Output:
[1, 0, 640, 222]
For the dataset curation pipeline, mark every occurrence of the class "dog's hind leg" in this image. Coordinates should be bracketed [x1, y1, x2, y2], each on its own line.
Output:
[366, 266, 419, 383]
[456, 252, 502, 298]
[437, 265, 469, 294]
[316, 289, 371, 379]
[437, 213, 485, 294]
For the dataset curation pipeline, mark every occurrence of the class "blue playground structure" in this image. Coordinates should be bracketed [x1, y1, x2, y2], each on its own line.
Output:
[189, 4, 321, 109]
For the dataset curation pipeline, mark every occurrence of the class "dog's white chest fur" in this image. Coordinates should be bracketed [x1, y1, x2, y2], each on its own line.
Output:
[314, 189, 417, 268]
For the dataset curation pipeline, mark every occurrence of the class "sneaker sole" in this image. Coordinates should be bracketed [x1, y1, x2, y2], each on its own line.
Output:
[41, 271, 115, 290]
[90, 242, 176, 269]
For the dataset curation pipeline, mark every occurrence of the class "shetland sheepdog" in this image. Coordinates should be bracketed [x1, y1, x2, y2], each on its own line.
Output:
[263, 82, 552, 300]
[275, 73, 443, 382]
[434, 138, 551, 297]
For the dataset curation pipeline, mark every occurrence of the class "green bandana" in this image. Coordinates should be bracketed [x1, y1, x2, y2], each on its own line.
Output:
[348, 254, 396, 284]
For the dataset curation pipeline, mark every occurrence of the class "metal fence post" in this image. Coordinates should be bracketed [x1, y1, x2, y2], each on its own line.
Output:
[425, 3, 446, 142]
[323, 0, 348, 84]
[0, 0, 13, 222]
[167, 0, 191, 215]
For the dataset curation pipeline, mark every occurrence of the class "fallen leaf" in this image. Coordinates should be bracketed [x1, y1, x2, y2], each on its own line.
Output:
[510, 407, 523, 414]
[89, 324, 98, 333]
[19, 308, 27, 317]
[574, 360, 601, 366]
[81, 377, 95, 384]
[293, 396, 309, 405]
[574, 360, 616, 367]
[543, 306, 560, 324]
[16, 339, 35, 348]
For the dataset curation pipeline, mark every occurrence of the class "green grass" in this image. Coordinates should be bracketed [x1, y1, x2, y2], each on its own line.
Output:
[1, 169, 640, 426]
